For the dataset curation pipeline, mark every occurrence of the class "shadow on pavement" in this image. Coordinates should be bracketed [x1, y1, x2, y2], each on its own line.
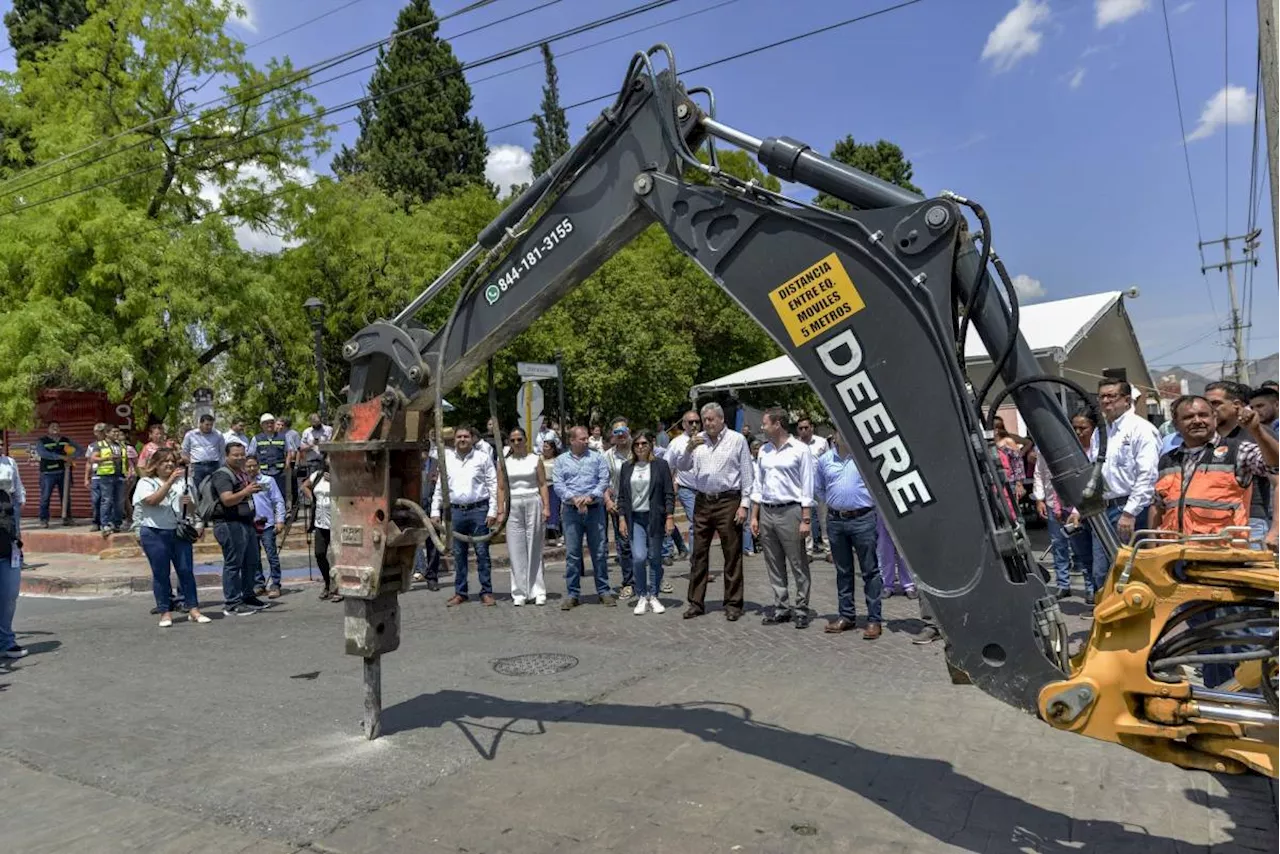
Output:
[383, 689, 1264, 853]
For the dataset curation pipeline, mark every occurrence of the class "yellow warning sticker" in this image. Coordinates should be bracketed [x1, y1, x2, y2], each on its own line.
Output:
[769, 252, 865, 346]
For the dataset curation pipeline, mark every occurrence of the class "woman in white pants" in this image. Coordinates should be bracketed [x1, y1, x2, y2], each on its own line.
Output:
[504, 427, 550, 605]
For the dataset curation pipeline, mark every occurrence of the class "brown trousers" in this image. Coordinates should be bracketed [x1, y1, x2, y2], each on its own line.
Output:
[687, 493, 745, 611]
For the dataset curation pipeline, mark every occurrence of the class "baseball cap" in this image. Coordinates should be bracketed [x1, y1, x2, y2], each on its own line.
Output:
[260, 413, 276, 423]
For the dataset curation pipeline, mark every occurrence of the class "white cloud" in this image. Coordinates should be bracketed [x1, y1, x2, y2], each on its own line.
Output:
[1186, 85, 1255, 142]
[1095, 0, 1148, 28]
[982, 0, 1051, 73]
[198, 162, 313, 254]
[1172, 1, 1193, 14]
[219, 0, 259, 33]
[486, 144, 533, 198]
[1068, 67, 1087, 89]
[1011, 274, 1046, 301]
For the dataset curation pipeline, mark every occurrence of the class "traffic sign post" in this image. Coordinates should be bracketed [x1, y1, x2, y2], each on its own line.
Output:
[517, 361, 559, 381]
[517, 381, 545, 440]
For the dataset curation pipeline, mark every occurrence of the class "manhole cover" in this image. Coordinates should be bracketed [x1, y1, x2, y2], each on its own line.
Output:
[492, 653, 579, 676]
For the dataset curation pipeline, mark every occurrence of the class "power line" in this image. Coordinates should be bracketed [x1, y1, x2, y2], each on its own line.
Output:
[1223, 0, 1229, 236]
[244, 0, 376, 51]
[72, 0, 924, 253]
[0, 0, 522, 201]
[1160, 0, 1215, 317]
[489, 0, 927, 134]
[0, 0, 692, 218]
[1145, 328, 1225, 366]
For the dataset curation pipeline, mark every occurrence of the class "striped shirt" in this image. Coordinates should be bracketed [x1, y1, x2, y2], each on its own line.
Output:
[676, 428, 754, 508]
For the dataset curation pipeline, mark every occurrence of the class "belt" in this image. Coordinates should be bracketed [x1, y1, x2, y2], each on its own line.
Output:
[828, 507, 875, 519]
[1105, 496, 1130, 509]
[697, 490, 741, 503]
[453, 500, 489, 512]
[760, 501, 799, 509]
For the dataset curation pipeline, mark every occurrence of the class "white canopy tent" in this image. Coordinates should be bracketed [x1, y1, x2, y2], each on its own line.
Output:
[690, 291, 1155, 433]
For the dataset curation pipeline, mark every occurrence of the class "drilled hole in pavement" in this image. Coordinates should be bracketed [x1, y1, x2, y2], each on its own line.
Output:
[492, 653, 579, 676]
[791, 823, 818, 836]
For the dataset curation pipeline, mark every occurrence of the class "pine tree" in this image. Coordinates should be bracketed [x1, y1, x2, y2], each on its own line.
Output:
[4, 0, 89, 65]
[814, 136, 921, 211]
[530, 43, 569, 178]
[333, 0, 490, 206]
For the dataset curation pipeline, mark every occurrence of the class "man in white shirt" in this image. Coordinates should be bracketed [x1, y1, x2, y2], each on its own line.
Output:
[796, 417, 830, 554]
[677, 402, 754, 621]
[751, 408, 815, 628]
[300, 412, 332, 476]
[666, 410, 702, 558]
[223, 418, 251, 453]
[1089, 378, 1161, 593]
[431, 425, 499, 606]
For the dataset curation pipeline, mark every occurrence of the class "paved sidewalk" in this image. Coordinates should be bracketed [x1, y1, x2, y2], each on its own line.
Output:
[1, 553, 1273, 853]
[18, 542, 567, 596]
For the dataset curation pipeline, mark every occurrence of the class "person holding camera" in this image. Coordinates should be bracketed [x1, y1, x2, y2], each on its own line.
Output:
[133, 449, 209, 627]
[210, 442, 272, 616]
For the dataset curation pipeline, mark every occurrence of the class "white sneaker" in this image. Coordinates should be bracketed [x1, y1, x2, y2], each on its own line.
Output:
[633, 597, 648, 615]
[512, 596, 526, 607]
[649, 596, 665, 614]
[534, 595, 546, 606]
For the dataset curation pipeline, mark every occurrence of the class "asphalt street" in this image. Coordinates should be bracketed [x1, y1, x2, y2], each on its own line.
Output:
[0, 549, 1275, 854]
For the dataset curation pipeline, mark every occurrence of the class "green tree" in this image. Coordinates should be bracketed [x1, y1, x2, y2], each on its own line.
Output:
[4, 0, 89, 65]
[529, 42, 568, 179]
[0, 0, 330, 427]
[276, 177, 502, 415]
[813, 135, 920, 211]
[332, 0, 489, 206]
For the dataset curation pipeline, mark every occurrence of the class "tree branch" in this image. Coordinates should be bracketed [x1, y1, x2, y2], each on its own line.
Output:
[161, 336, 237, 399]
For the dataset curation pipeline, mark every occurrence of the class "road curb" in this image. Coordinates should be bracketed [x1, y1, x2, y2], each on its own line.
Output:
[20, 545, 569, 597]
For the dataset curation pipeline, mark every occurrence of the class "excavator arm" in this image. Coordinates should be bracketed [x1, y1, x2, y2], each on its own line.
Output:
[326, 47, 1278, 775]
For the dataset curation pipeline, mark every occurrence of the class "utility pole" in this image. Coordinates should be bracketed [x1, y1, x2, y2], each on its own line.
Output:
[1260, 0, 1279, 263]
[1200, 230, 1262, 384]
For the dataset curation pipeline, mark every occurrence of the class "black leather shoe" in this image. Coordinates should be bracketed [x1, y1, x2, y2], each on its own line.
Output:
[761, 611, 792, 625]
[682, 606, 704, 619]
[794, 613, 811, 629]
[724, 608, 742, 621]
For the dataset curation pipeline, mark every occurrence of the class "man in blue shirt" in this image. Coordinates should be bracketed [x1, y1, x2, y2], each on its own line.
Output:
[246, 456, 287, 599]
[33, 421, 81, 527]
[553, 426, 616, 609]
[815, 434, 883, 639]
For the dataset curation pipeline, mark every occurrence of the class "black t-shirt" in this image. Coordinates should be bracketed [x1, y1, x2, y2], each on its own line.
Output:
[210, 468, 253, 523]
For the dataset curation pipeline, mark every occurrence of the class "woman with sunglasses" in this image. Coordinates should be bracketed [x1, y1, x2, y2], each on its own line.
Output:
[505, 427, 551, 605]
[616, 430, 675, 614]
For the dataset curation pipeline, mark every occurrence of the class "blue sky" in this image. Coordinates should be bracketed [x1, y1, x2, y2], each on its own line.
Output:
[2, 0, 1275, 376]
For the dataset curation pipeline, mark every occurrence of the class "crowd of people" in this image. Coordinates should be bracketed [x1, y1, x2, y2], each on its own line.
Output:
[0, 374, 1275, 660]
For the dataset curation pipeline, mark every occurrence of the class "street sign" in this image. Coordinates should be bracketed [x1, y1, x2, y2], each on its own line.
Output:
[517, 361, 559, 381]
[517, 381, 545, 439]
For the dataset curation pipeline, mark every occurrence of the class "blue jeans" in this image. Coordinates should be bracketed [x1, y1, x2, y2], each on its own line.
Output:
[742, 517, 754, 553]
[254, 525, 282, 588]
[139, 526, 198, 611]
[192, 461, 220, 492]
[562, 501, 611, 599]
[629, 511, 665, 598]
[214, 520, 259, 607]
[610, 512, 633, 586]
[663, 524, 685, 559]
[0, 555, 18, 651]
[828, 512, 883, 623]
[96, 475, 122, 529]
[1091, 502, 1148, 593]
[677, 486, 697, 555]
[38, 470, 68, 521]
[1249, 517, 1268, 549]
[1047, 512, 1093, 593]
[415, 536, 441, 580]
[451, 505, 492, 596]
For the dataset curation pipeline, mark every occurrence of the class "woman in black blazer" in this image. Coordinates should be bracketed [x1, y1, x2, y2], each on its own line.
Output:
[617, 429, 676, 614]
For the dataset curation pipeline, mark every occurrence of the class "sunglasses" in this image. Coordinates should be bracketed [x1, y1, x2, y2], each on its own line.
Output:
[612, 429, 629, 436]
[511, 437, 525, 443]
[685, 419, 700, 426]
[633, 440, 650, 446]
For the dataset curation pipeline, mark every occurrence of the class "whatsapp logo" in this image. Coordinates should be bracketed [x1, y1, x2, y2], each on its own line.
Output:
[485, 284, 502, 305]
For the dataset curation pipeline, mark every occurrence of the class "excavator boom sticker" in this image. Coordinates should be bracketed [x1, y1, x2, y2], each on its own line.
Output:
[769, 252, 865, 347]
